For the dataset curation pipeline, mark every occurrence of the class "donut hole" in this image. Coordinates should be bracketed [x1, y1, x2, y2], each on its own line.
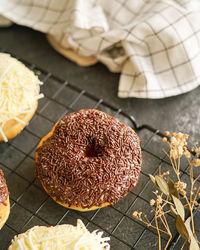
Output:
[85, 139, 103, 157]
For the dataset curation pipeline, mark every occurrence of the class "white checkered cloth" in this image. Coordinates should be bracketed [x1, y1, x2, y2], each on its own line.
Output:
[0, 0, 200, 99]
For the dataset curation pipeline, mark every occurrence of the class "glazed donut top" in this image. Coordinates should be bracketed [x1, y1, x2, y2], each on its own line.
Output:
[0, 53, 43, 142]
[0, 169, 9, 205]
[36, 109, 142, 209]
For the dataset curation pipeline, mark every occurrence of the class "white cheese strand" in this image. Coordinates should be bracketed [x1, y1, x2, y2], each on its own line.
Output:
[14, 117, 27, 125]
[0, 125, 8, 142]
[36, 93, 44, 99]
[0, 61, 14, 84]
[28, 227, 37, 250]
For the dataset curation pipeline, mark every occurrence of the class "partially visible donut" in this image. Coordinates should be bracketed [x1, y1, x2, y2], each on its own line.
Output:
[9, 219, 110, 250]
[0, 169, 10, 230]
[36, 109, 142, 211]
[0, 53, 43, 142]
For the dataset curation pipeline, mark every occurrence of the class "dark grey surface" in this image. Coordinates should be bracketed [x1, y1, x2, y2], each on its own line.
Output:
[1, 24, 200, 140]
[0, 25, 199, 250]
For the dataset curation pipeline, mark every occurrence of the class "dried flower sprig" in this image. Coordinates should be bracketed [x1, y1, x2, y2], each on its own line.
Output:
[133, 132, 200, 250]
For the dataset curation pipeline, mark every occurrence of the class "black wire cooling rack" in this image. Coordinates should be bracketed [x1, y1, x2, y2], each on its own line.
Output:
[0, 50, 199, 250]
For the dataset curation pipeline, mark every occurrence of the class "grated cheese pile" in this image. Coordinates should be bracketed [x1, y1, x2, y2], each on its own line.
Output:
[0, 53, 43, 141]
[8, 219, 110, 250]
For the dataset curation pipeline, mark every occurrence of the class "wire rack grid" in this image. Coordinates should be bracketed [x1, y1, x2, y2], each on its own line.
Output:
[0, 51, 199, 250]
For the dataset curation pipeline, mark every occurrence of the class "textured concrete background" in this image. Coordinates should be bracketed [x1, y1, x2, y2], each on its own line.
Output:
[0, 24, 200, 141]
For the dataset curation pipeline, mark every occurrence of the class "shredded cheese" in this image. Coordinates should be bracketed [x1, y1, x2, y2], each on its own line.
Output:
[0, 53, 43, 142]
[8, 219, 110, 250]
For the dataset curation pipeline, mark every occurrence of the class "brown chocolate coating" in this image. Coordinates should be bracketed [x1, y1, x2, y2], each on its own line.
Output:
[36, 109, 142, 209]
[0, 169, 9, 205]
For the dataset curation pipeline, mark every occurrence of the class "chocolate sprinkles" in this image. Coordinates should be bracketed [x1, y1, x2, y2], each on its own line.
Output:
[0, 169, 9, 205]
[36, 109, 142, 209]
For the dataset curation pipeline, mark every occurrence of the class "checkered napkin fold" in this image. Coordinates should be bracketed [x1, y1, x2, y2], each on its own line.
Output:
[0, 0, 200, 99]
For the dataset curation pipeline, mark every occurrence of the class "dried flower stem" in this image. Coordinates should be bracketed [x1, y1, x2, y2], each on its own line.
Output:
[189, 202, 195, 234]
[192, 186, 200, 210]
[162, 215, 172, 250]
[181, 240, 187, 250]
[194, 174, 200, 184]
[133, 213, 169, 235]
[133, 132, 200, 249]
[169, 148, 196, 234]
[155, 206, 161, 250]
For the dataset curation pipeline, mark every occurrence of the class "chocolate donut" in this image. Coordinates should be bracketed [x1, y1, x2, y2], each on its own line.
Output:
[0, 169, 10, 229]
[36, 109, 142, 211]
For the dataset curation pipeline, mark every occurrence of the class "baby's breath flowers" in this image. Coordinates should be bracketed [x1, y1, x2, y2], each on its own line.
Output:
[133, 132, 200, 250]
[193, 159, 200, 167]
[174, 181, 187, 196]
[170, 132, 189, 159]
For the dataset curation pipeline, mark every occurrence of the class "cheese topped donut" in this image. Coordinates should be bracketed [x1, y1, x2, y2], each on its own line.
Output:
[0, 169, 10, 230]
[9, 219, 110, 250]
[36, 109, 142, 211]
[0, 53, 43, 142]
